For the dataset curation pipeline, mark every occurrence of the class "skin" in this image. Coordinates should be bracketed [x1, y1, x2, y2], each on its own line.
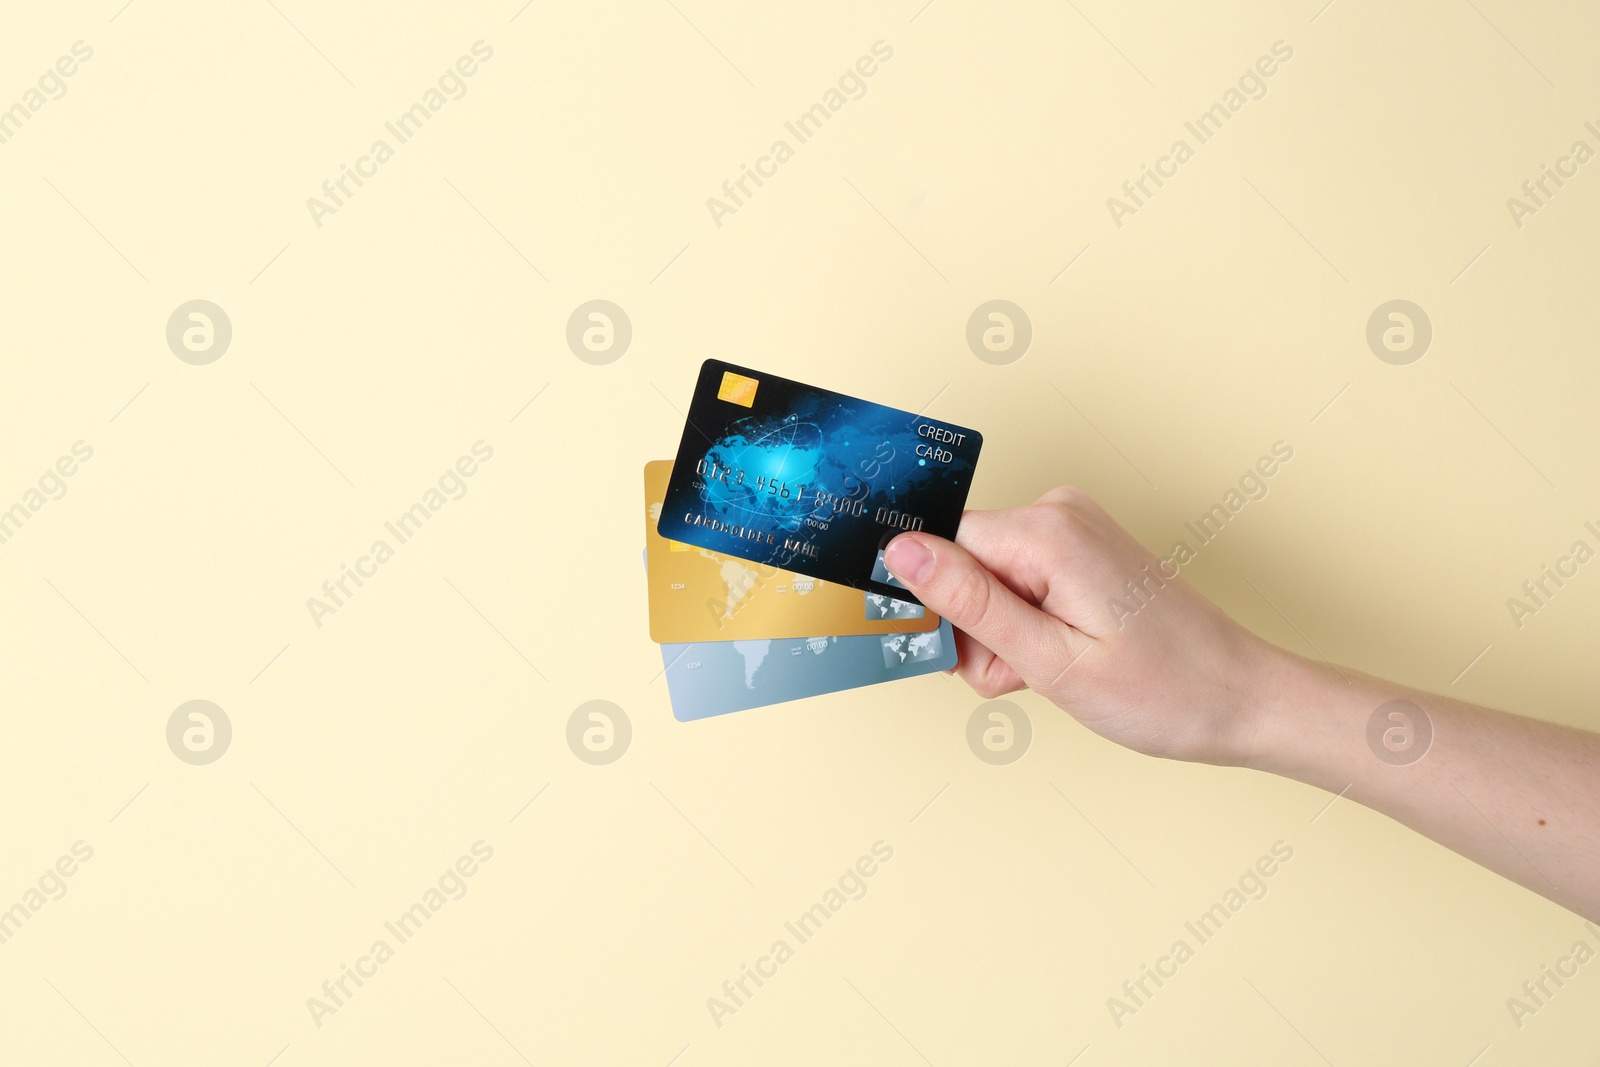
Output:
[883, 487, 1600, 923]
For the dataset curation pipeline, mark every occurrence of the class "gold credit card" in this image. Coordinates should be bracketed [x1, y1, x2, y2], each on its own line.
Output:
[645, 460, 941, 643]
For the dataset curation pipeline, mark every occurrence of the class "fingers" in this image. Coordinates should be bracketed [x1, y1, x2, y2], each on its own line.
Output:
[883, 532, 1081, 694]
[953, 506, 1042, 557]
[951, 629, 1027, 697]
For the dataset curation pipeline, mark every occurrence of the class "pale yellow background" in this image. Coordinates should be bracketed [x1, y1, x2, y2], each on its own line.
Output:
[2, 0, 1597, 1063]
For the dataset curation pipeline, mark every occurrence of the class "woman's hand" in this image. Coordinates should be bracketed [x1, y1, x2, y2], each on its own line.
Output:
[884, 487, 1276, 765]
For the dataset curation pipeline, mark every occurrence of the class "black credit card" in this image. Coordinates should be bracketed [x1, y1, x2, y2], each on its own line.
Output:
[656, 360, 983, 603]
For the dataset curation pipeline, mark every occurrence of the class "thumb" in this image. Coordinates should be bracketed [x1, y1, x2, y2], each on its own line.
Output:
[882, 532, 1082, 690]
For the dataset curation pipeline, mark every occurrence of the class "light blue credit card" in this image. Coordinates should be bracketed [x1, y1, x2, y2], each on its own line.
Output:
[659, 620, 958, 721]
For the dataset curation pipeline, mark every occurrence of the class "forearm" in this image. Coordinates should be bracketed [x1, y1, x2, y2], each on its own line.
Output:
[1240, 649, 1600, 923]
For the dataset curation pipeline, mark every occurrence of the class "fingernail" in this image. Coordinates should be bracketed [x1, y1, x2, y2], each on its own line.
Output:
[884, 536, 934, 585]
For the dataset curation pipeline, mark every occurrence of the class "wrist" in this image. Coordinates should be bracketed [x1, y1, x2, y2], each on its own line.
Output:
[1226, 641, 1348, 773]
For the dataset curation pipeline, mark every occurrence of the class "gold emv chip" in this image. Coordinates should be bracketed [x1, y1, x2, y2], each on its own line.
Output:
[716, 371, 759, 407]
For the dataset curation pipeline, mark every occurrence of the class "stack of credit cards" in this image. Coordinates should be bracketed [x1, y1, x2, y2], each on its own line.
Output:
[646, 360, 983, 720]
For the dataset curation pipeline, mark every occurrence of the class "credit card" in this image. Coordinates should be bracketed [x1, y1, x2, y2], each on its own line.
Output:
[658, 360, 983, 604]
[644, 461, 939, 643]
[659, 620, 958, 721]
